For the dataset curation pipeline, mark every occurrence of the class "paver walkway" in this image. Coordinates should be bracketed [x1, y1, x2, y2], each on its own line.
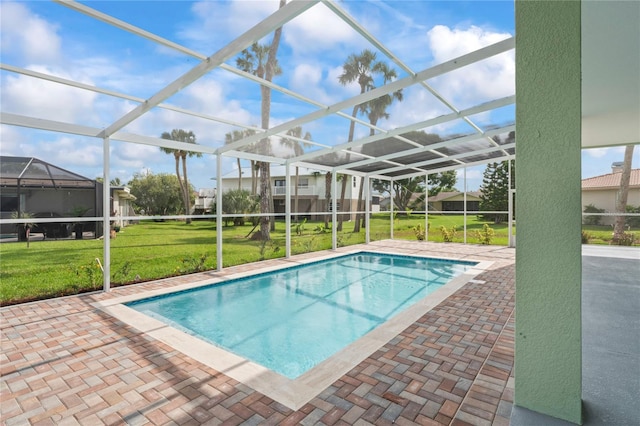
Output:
[1, 241, 515, 425]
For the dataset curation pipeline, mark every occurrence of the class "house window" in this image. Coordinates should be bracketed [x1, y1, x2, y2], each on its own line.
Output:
[353, 176, 356, 187]
[0, 193, 18, 213]
[274, 179, 286, 187]
[298, 178, 309, 187]
[329, 201, 340, 212]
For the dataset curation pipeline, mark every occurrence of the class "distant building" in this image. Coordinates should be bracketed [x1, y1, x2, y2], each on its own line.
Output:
[194, 188, 216, 214]
[428, 191, 482, 212]
[0, 156, 136, 237]
[220, 166, 364, 220]
[582, 165, 640, 225]
[379, 191, 481, 212]
[111, 186, 137, 228]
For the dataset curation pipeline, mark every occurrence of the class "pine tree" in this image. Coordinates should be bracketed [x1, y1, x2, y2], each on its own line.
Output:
[479, 160, 514, 224]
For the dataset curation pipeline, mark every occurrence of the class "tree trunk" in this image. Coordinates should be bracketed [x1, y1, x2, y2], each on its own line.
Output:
[353, 176, 365, 232]
[337, 176, 348, 231]
[613, 145, 635, 239]
[325, 171, 332, 228]
[258, 161, 271, 240]
[337, 103, 360, 232]
[353, 119, 378, 233]
[181, 154, 192, 224]
[251, 161, 257, 195]
[174, 153, 185, 211]
[294, 167, 299, 223]
[237, 158, 242, 190]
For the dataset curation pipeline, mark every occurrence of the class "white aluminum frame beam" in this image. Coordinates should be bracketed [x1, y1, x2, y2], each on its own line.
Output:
[370, 141, 515, 178]
[91, 0, 317, 138]
[53, 1, 386, 144]
[220, 37, 515, 154]
[373, 154, 515, 181]
[298, 96, 514, 168]
[322, 0, 509, 156]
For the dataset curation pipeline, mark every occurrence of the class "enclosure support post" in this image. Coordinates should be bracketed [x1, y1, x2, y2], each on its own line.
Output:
[365, 176, 370, 244]
[216, 154, 223, 271]
[331, 170, 337, 250]
[463, 167, 467, 244]
[508, 159, 514, 247]
[425, 174, 429, 242]
[390, 179, 394, 240]
[102, 137, 111, 292]
[285, 163, 291, 258]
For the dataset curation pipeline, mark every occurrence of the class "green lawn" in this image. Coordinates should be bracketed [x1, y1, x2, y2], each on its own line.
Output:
[1, 215, 636, 305]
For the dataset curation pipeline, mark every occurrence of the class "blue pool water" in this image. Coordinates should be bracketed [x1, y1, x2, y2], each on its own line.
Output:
[127, 252, 476, 379]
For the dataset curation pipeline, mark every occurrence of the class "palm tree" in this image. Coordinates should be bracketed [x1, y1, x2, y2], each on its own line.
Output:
[337, 50, 402, 232]
[225, 129, 257, 191]
[353, 68, 404, 232]
[282, 126, 312, 222]
[160, 129, 201, 224]
[613, 144, 635, 241]
[236, 4, 285, 240]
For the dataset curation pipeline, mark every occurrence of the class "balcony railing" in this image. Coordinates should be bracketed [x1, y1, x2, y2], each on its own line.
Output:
[273, 186, 317, 196]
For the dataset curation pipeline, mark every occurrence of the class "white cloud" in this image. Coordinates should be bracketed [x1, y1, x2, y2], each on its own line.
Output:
[1, 66, 98, 124]
[290, 63, 340, 104]
[428, 25, 510, 63]
[0, 125, 23, 155]
[584, 146, 627, 159]
[0, 2, 62, 64]
[425, 25, 514, 109]
[283, 2, 360, 54]
[585, 148, 610, 158]
[179, 0, 278, 50]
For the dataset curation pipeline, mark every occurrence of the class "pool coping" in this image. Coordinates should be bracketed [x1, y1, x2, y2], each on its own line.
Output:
[93, 249, 493, 411]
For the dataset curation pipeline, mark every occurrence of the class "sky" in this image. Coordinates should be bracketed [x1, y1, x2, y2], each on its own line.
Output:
[1, 0, 637, 193]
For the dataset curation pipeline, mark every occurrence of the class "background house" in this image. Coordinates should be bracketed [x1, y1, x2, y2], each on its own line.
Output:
[111, 186, 137, 228]
[0, 156, 136, 237]
[220, 165, 362, 220]
[428, 191, 481, 212]
[379, 191, 481, 212]
[581, 164, 640, 225]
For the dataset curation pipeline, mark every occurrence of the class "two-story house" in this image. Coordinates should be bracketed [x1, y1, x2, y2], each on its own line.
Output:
[220, 166, 366, 220]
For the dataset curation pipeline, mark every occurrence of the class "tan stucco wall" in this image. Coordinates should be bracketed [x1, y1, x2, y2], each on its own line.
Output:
[582, 187, 640, 225]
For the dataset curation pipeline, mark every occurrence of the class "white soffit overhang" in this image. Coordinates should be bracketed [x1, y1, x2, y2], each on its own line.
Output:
[581, 0, 640, 149]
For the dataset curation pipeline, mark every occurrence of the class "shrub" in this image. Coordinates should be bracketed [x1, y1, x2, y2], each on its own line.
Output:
[474, 224, 495, 245]
[581, 231, 590, 244]
[440, 225, 457, 242]
[612, 232, 635, 246]
[292, 218, 307, 236]
[176, 254, 209, 274]
[583, 204, 605, 225]
[412, 223, 427, 241]
[625, 205, 640, 228]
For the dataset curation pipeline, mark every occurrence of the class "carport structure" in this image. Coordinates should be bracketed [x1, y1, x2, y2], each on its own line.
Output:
[1, 1, 638, 424]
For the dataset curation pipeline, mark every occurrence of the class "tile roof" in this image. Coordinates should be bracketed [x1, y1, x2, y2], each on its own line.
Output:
[582, 169, 640, 189]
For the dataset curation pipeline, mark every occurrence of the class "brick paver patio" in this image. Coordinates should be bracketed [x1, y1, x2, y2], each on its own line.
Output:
[1, 241, 515, 425]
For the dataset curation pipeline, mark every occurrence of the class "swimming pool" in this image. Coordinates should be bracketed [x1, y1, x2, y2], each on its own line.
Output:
[126, 252, 476, 379]
[96, 249, 488, 410]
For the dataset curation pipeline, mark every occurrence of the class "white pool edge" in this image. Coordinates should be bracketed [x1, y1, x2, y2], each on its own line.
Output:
[93, 250, 492, 410]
